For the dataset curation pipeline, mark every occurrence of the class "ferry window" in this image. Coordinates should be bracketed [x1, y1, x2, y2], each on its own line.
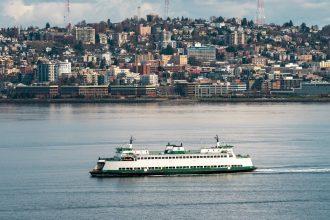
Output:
[147, 157, 151, 160]
[193, 156, 197, 158]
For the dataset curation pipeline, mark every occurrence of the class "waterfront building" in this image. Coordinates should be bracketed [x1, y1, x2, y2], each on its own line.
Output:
[109, 85, 157, 97]
[193, 82, 247, 98]
[60, 85, 109, 98]
[293, 82, 330, 96]
[281, 76, 302, 90]
[14, 85, 59, 98]
[141, 74, 159, 86]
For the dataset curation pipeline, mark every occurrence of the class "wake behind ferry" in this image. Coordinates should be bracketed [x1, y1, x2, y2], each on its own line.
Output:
[90, 136, 256, 177]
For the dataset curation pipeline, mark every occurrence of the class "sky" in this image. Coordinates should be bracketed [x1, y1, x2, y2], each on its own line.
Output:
[0, 0, 329, 28]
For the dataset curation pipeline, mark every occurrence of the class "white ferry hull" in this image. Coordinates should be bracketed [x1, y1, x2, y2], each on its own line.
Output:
[90, 157, 256, 177]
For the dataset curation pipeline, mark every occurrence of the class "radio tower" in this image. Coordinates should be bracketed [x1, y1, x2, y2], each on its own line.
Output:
[65, 0, 72, 30]
[164, 0, 170, 19]
[256, 0, 265, 26]
[137, 0, 142, 20]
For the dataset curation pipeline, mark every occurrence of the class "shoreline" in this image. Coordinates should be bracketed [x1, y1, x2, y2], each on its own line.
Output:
[1, 97, 330, 104]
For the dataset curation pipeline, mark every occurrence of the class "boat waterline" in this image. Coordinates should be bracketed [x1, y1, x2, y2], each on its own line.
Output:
[90, 166, 257, 177]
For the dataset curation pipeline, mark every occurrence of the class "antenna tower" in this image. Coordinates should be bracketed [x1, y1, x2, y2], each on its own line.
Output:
[137, 5, 141, 20]
[256, 0, 265, 26]
[65, 0, 72, 30]
[164, 0, 170, 19]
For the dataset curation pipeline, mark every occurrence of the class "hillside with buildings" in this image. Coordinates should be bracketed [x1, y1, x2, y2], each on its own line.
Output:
[0, 15, 330, 101]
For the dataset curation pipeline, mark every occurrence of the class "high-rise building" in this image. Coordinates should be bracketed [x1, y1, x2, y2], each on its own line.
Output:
[37, 60, 55, 82]
[229, 31, 246, 45]
[55, 60, 71, 78]
[114, 32, 128, 47]
[75, 27, 96, 44]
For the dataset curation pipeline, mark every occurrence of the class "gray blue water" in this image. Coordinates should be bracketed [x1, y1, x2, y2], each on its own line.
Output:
[0, 103, 330, 219]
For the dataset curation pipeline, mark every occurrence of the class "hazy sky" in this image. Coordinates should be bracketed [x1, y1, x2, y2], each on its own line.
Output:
[1, 0, 329, 28]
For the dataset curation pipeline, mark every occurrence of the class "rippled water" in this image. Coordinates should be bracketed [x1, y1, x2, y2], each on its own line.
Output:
[0, 103, 329, 219]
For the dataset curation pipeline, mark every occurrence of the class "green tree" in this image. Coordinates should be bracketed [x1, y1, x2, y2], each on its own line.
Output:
[241, 18, 248, 26]
[160, 45, 175, 55]
[74, 41, 85, 55]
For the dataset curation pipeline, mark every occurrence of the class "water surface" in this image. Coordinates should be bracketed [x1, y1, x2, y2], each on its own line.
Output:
[0, 103, 329, 219]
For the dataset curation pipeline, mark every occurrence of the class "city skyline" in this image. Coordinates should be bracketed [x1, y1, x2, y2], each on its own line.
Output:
[1, 0, 330, 28]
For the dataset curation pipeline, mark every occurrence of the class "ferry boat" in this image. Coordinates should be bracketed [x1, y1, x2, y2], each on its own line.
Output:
[90, 136, 256, 177]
